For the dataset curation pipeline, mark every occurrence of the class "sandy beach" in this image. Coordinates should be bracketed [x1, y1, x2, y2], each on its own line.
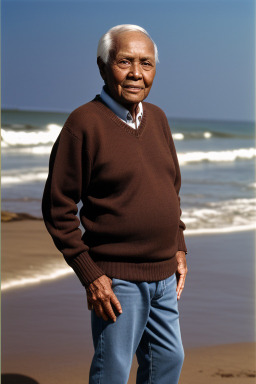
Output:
[1, 218, 255, 383]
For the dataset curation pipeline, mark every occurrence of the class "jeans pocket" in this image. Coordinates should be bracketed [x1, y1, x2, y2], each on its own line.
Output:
[111, 277, 120, 287]
[165, 273, 176, 286]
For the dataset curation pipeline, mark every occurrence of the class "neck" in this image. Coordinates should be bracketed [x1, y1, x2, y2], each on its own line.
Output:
[104, 86, 139, 122]
[126, 103, 139, 122]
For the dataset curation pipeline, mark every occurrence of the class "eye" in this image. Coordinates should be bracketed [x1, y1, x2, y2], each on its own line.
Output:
[141, 61, 153, 70]
[118, 59, 130, 66]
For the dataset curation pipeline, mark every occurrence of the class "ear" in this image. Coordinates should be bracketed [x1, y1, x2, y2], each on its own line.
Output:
[97, 57, 107, 82]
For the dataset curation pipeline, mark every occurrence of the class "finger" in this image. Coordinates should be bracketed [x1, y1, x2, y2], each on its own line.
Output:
[176, 271, 182, 292]
[177, 280, 185, 300]
[94, 302, 109, 322]
[110, 292, 122, 314]
[177, 273, 185, 293]
[176, 271, 180, 287]
[176, 274, 186, 300]
[102, 300, 117, 322]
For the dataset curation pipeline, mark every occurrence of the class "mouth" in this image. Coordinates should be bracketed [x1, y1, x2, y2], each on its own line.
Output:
[123, 85, 144, 93]
[124, 85, 144, 89]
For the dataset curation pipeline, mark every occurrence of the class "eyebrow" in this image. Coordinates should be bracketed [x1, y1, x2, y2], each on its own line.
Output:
[117, 55, 154, 61]
[140, 57, 154, 61]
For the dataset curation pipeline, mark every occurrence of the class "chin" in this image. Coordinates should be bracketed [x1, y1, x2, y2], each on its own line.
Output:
[121, 94, 145, 105]
[124, 98, 143, 105]
[121, 89, 146, 101]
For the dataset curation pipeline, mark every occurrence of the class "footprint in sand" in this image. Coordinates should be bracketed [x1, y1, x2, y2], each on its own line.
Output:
[213, 369, 256, 378]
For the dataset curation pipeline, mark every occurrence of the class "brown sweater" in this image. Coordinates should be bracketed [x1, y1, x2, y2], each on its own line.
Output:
[42, 96, 187, 288]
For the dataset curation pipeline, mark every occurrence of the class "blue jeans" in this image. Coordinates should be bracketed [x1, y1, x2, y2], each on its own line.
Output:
[89, 273, 184, 384]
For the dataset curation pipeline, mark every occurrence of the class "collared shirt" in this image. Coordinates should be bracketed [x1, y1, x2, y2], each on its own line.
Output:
[100, 87, 143, 130]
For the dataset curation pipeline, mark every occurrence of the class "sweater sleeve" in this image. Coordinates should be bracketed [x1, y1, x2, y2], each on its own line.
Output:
[41, 124, 105, 288]
[162, 115, 188, 254]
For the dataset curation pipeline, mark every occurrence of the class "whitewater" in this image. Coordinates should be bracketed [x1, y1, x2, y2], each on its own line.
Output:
[1, 110, 255, 291]
[2, 110, 255, 233]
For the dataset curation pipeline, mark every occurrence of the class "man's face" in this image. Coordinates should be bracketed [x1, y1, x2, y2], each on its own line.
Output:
[98, 31, 156, 109]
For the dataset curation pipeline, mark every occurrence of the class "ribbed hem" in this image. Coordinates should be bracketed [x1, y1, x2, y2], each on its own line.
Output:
[66, 251, 105, 288]
[178, 228, 187, 254]
[93, 257, 178, 283]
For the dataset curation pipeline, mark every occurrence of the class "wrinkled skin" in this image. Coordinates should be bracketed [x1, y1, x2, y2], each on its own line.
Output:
[175, 251, 188, 300]
[86, 31, 188, 322]
[86, 251, 188, 322]
[97, 30, 156, 121]
[86, 275, 122, 322]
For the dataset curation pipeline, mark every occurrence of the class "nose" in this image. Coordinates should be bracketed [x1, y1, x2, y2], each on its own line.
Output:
[128, 62, 142, 80]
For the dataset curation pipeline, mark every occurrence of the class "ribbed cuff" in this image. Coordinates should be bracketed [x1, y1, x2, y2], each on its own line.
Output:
[66, 251, 105, 288]
[178, 227, 188, 254]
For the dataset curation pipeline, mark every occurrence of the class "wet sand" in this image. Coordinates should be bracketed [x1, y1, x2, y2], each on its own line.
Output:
[1, 219, 255, 383]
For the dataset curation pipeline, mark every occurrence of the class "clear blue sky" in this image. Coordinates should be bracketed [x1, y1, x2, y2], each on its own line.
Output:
[2, 0, 255, 121]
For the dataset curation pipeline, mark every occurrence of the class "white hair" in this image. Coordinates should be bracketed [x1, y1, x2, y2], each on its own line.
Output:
[97, 24, 159, 64]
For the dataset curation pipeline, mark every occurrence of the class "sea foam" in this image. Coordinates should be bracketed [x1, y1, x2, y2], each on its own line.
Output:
[181, 198, 256, 233]
[1, 124, 62, 147]
[1, 267, 72, 291]
[1, 168, 48, 185]
[178, 148, 256, 165]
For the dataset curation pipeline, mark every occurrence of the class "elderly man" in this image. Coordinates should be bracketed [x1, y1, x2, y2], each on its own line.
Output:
[42, 24, 188, 384]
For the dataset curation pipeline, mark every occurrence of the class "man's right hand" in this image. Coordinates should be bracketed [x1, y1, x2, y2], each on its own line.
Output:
[86, 275, 122, 322]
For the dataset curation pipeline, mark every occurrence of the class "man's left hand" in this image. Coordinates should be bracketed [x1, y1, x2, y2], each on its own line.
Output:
[175, 251, 188, 300]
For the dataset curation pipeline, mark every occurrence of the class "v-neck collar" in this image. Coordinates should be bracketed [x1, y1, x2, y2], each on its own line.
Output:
[100, 87, 143, 128]
[92, 95, 147, 138]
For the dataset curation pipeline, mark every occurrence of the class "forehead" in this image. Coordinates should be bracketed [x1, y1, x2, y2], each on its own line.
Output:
[111, 31, 155, 58]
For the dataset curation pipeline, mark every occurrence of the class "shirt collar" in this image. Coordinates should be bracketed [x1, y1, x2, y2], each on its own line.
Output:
[100, 86, 143, 126]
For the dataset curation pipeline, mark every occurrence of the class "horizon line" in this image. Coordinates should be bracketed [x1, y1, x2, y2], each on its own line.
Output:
[2, 107, 255, 124]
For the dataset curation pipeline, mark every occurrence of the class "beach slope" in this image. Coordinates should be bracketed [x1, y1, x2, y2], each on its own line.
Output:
[1, 219, 255, 384]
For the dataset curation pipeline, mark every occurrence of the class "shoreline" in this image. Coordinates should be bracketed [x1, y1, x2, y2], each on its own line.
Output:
[1, 219, 255, 293]
[1, 210, 42, 222]
[2, 220, 255, 344]
[2, 209, 256, 232]
[2, 219, 255, 383]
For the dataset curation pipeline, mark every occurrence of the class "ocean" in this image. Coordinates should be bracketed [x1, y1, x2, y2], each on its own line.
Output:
[1, 109, 255, 347]
[2, 109, 256, 234]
